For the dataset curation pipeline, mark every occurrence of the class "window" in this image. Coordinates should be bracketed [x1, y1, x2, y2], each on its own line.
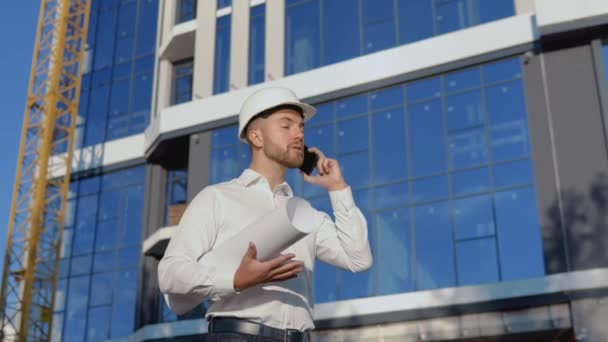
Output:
[218, 0, 231, 9]
[214, 15, 231, 94]
[172, 59, 194, 105]
[285, 0, 515, 75]
[602, 42, 608, 91]
[248, 5, 265, 85]
[208, 57, 545, 303]
[165, 169, 188, 226]
[176, 0, 196, 23]
[54, 166, 146, 342]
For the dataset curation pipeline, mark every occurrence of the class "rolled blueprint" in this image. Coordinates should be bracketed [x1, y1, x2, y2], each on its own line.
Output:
[200, 197, 324, 268]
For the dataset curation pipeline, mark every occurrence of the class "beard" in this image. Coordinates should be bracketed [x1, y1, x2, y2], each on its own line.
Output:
[264, 141, 304, 168]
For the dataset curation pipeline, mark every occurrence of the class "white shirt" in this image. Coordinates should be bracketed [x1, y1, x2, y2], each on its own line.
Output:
[158, 169, 373, 331]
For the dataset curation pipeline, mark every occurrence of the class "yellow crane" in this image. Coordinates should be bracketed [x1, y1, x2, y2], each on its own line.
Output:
[0, 0, 91, 340]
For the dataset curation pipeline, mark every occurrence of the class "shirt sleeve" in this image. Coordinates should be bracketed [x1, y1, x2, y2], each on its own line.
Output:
[314, 186, 373, 272]
[157, 187, 239, 315]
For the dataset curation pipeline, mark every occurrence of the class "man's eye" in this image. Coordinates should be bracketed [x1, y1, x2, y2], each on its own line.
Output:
[281, 125, 289, 129]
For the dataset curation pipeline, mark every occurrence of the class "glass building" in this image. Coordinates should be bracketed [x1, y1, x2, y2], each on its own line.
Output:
[43, 0, 608, 341]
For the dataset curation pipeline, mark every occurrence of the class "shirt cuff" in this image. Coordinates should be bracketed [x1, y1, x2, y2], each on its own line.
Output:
[209, 262, 239, 299]
[329, 186, 355, 212]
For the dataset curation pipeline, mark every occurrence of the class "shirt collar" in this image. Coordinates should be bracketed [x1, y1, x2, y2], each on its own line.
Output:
[238, 169, 294, 197]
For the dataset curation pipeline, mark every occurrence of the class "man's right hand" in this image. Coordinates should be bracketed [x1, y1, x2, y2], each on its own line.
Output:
[233, 242, 304, 291]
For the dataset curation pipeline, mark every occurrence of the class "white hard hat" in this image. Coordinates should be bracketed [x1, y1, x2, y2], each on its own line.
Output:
[238, 87, 316, 143]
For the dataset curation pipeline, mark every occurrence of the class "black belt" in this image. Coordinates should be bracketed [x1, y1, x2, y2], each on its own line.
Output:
[208, 317, 309, 342]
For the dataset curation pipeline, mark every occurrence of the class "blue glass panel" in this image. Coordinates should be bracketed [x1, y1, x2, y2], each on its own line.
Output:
[485, 80, 527, 125]
[102, 170, 123, 189]
[134, 55, 155, 74]
[106, 114, 129, 140]
[363, 20, 397, 54]
[124, 166, 145, 185]
[95, 220, 117, 251]
[408, 99, 446, 177]
[88, 85, 110, 119]
[489, 122, 530, 162]
[114, 37, 134, 65]
[87, 306, 111, 342]
[323, 0, 360, 65]
[372, 108, 408, 184]
[436, 0, 475, 34]
[414, 202, 455, 290]
[603, 44, 608, 84]
[493, 159, 534, 189]
[339, 151, 370, 189]
[113, 62, 131, 80]
[398, 0, 434, 44]
[313, 260, 337, 303]
[110, 270, 137, 338]
[307, 103, 333, 127]
[374, 182, 408, 210]
[451, 167, 490, 196]
[218, 0, 232, 9]
[98, 189, 120, 221]
[117, 247, 139, 269]
[362, 0, 393, 23]
[177, 0, 196, 23]
[453, 194, 495, 240]
[70, 255, 92, 276]
[407, 77, 441, 102]
[94, 10, 117, 70]
[483, 58, 522, 84]
[73, 195, 98, 255]
[336, 117, 368, 154]
[93, 251, 114, 273]
[90, 273, 113, 306]
[248, 5, 265, 85]
[354, 188, 373, 213]
[336, 94, 367, 119]
[448, 128, 488, 170]
[456, 238, 499, 285]
[306, 124, 333, 158]
[119, 185, 143, 247]
[211, 125, 238, 148]
[64, 276, 90, 341]
[445, 68, 481, 93]
[376, 208, 413, 295]
[131, 72, 152, 114]
[210, 146, 239, 184]
[59, 258, 70, 279]
[84, 117, 107, 146]
[370, 86, 403, 111]
[446, 90, 484, 131]
[117, 2, 136, 38]
[478, 0, 514, 24]
[214, 15, 231, 94]
[285, 0, 320, 75]
[411, 175, 449, 203]
[79, 177, 100, 195]
[494, 187, 544, 280]
[109, 78, 130, 116]
[135, 0, 158, 56]
[91, 69, 111, 88]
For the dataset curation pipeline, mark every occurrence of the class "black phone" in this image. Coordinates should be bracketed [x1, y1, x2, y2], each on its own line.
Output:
[299, 145, 318, 175]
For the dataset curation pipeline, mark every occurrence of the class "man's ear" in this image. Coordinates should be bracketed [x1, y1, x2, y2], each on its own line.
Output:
[248, 128, 263, 148]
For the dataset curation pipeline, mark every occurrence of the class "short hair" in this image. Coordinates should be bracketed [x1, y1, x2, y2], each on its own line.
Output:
[241, 104, 304, 141]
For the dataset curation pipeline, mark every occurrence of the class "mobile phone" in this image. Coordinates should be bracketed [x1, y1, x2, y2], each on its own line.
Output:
[299, 145, 318, 175]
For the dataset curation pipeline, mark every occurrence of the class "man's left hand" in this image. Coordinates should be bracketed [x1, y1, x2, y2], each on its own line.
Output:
[301, 147, 348, 191]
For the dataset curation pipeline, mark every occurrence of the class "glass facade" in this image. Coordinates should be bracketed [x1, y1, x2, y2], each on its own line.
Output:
[172, 59, 194, 105]
[176, 0, 196, 23]
[285, 0, 515, 75]
[76, 0, 158, 148]
[249, 4, 266, 85]
[214, 15, 231, 94]
[54, 166, 145, 342]
[218, 0, 232, 9]
[208, 57, 545, 303]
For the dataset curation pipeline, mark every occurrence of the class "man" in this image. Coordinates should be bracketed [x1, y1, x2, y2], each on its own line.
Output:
[158, 87, 372, 341]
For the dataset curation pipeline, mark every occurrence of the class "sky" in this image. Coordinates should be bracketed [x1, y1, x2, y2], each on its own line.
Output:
[0, 3, 40, 271]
